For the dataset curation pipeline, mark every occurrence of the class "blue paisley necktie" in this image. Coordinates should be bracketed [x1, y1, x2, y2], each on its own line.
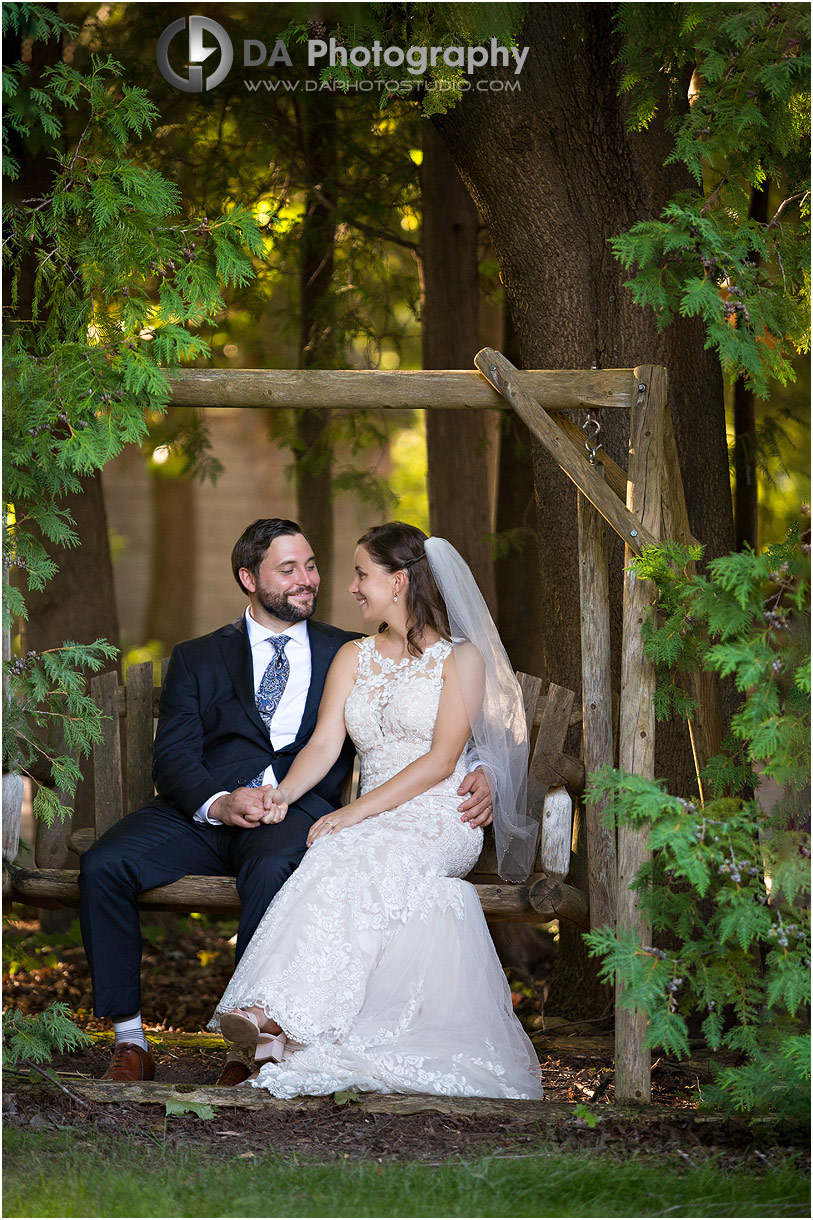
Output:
[246, 635, 291, 788]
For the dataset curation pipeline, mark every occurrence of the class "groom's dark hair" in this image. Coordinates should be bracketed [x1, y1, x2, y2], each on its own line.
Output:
[231, 518, 307, 594]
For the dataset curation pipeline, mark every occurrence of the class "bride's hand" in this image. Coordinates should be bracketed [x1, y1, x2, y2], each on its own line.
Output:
[307, 807, 362, 847]
[260, 787, 289, 824]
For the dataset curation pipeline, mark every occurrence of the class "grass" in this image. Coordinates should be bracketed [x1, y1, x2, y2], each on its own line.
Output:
[3, 1130, 809, 1218]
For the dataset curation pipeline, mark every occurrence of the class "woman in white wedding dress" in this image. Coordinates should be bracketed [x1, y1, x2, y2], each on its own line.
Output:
[209, 522, 542, 1100]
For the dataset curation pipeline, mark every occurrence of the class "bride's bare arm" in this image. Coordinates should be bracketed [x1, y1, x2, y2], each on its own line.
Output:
[260, 642, 358, 821]
[307, 650, 475, 844]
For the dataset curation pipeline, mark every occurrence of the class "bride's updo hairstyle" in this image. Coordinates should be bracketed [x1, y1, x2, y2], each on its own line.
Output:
[357, 522, 450, 655]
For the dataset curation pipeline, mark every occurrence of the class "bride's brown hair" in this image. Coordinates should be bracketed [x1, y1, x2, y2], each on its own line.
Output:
[357, 522, 450, 656]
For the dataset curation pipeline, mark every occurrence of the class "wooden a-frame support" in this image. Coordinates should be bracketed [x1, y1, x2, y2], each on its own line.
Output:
[165, 349, 720, 1105]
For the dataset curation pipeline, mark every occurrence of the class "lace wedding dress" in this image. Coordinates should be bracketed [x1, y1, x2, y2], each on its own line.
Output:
[210, 635, 542, 1099]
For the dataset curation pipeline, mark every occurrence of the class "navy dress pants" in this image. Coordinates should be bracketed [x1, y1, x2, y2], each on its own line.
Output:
[78, 800, 314, 1018]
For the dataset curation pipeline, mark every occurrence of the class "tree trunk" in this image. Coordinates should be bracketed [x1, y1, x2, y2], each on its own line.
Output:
[296, 90, 338, 609]
[434, 2, 736, 1016]
[494, 307, 545, 676]
[421, 122, 496, 611]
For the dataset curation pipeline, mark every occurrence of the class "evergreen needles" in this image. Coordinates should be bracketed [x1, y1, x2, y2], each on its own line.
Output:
[585, 522, 811, 1123]
[2, 16, 262, 823]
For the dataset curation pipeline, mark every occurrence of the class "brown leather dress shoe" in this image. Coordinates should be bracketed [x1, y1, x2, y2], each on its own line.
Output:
[101, 1042, 155, 1082]
[215, 1060, 252, 1087]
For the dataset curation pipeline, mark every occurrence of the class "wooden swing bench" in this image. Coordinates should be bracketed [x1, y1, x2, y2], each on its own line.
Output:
[5, 349, 718, 1103]
[4, 660, 589, 930]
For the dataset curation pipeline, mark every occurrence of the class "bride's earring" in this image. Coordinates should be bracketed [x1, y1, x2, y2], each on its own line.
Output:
[393, 589, 398, 602]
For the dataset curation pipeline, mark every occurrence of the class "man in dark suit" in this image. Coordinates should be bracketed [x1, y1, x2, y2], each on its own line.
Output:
[79, 519, 492, 1083]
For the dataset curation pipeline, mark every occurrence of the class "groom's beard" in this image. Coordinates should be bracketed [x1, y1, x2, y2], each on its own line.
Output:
[256, 584, 318, 624]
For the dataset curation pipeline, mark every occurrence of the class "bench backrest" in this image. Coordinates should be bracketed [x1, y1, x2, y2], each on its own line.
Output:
[82, 661, 581, 880]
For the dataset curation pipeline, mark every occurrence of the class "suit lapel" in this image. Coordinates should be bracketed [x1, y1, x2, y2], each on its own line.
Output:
[217, 617, 266, 735]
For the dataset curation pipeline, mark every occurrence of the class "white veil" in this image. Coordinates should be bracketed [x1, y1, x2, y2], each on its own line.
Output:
[424, 537, 539, 882]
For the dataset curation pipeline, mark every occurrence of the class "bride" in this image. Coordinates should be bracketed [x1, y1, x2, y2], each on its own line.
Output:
[209, 522, 542, 1099]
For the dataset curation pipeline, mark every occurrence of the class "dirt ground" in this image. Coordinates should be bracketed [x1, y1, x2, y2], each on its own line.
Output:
[3, 913, 809, 1168]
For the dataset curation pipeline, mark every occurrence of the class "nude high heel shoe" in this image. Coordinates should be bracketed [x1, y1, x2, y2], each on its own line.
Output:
[220, 1009, 287, 1064]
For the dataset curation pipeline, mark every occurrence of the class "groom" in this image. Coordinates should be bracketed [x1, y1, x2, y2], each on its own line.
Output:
[79, 518, 493, 1083]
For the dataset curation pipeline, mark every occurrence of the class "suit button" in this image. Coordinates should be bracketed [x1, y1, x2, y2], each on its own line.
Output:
[237, 777, 246, 785]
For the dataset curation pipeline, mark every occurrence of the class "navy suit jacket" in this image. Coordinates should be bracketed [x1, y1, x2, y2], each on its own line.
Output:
[152, 616, 359, 823]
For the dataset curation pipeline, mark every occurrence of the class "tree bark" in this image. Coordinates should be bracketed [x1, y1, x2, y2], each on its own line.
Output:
[421, 122, 496, 611]
[434, 2, 736, 1017]
[494, 308, 544, 675]
[296, 89, 338, 609]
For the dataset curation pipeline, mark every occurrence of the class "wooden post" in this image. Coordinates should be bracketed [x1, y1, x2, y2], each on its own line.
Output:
[615, 365, 666, 1105]
[578, 474, 617, 932]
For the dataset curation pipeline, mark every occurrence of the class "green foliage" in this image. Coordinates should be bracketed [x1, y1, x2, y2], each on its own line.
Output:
[614, 2, 810, 396]
[586, 525, 810, 1123]
[2, 1001, 91, 1067]
[2, 18, 261, 819]
[283, 3, 526, 115]
[633, 522, 809, 807]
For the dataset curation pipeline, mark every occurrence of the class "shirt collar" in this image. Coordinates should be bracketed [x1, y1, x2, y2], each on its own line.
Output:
[245, 608, 308, 650]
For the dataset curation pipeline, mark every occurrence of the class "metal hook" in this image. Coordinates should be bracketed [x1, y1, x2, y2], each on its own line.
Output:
[582, 411, 602, 464]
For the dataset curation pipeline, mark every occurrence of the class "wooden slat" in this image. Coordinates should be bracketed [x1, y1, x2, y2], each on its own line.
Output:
[125, 662, 156, 813]
[517, 672, 544, 738]
[474, 349, 658, 555]
[90, 670, 124, 835]
[529, 684, 583, 792]
[578, 476, 617, 932]
[169, 367, 636, 412]
[615, 364, 666, 1106]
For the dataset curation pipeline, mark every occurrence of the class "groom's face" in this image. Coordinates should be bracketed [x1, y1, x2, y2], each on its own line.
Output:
[241, 534, 320, 627]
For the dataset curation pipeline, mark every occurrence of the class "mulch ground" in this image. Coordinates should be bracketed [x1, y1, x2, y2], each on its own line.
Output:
[3, 913, 810, 1169]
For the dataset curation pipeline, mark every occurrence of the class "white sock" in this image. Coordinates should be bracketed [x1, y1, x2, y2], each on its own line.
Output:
[112, 1013, 148, 1051]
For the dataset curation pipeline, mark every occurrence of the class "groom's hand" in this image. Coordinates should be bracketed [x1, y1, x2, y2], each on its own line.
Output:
[209, 787, 271, 829]
[457, 767, 494, 828]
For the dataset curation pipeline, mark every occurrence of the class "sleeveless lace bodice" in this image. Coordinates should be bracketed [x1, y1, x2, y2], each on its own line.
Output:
[345, 634, 466, 793]
[211, 633, 542, 1101]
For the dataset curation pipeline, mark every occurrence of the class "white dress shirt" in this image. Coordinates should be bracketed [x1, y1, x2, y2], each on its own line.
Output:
[194, 611, 312, 824]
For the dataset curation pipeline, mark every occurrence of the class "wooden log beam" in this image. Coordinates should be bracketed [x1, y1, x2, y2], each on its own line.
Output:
[615, 365, 666, 1106]
[529, 875, 590, 930]
[578, 474, 617, 932]
[4, 866, 543, 923]
[474, 349, 657, 556]
[168, 367, 635, 412]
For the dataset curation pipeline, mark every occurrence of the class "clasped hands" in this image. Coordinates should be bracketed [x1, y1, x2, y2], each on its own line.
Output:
[209, 767, 494, 834]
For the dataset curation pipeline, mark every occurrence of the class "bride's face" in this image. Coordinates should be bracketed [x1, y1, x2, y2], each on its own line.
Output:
[349, 546, 399, 623]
